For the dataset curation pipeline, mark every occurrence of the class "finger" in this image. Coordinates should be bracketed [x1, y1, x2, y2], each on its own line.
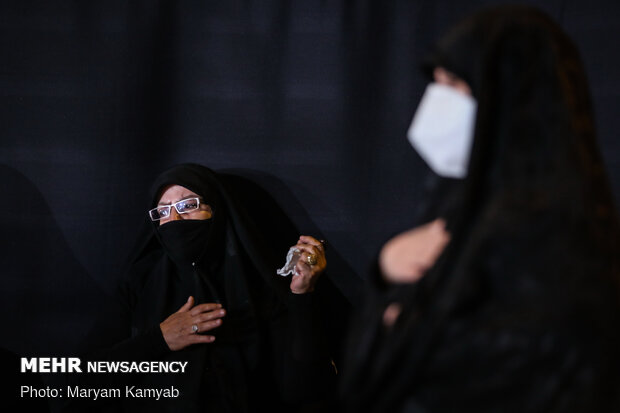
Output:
[177, 296, 194, 313]
[188, 334, 216, 344]
[295, 259, 311, 276]
[298, 235, 323, 250]
[190, 303, 223, 316]
[195, 308, 226, 323]
[295, 244, 320, 258]
[197, 318, 223, 332]
[382, 303, 402, 327]
[300, 251, 315, 265]
[431, 218, 447, 230]
[299, 250, 325, 270]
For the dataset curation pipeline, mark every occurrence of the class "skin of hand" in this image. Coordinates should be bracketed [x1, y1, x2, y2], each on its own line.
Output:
[290, 235, 326, 294]
[160, 296, 226, 351]
[379, 218, 451, 283]
[382, 303, 403, 328]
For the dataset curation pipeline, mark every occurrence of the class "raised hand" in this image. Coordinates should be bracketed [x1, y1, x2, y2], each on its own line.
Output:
[160, 296, 226, 351]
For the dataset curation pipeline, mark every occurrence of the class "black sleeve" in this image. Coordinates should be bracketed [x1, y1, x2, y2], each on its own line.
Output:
[404, 318, 619, 413]
[74, 283, 171, 364]
[86, 324, 170, 363]
[268, 291, 337, 408]
[59, 300, 171, 412]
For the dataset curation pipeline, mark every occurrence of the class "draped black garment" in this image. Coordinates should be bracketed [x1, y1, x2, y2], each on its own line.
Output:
[66, 164, 337, 412]
[341, 6, 620, 413]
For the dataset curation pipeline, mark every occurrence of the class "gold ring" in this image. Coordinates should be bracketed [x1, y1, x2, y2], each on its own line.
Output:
[307, 254, 318, 266]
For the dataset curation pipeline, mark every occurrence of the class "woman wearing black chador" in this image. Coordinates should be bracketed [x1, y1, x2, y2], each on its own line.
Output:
[70, 163, 337, 412]
[341, 5, 620, 413]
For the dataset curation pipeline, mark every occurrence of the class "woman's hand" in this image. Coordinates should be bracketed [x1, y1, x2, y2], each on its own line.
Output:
[289, 235, 326, 294]
[379, 219, 451, 283]
[160, 296, 226, 351]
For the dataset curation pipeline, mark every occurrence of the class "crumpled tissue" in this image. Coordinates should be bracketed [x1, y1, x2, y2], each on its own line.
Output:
[276, 247, 301, 277]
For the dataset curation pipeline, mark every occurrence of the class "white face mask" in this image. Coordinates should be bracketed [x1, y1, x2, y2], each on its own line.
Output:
[407, 83, 477, 179]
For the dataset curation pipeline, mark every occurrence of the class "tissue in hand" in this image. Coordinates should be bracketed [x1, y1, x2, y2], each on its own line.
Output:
[276, 247, 301, 276]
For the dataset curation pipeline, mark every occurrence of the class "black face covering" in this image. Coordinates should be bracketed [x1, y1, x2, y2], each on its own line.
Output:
[120, 163, 347, 411]
[156, 219, 213, 266]
[121, 164, 300, 411]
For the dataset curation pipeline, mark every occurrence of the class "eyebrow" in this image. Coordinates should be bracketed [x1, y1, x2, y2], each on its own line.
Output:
[158, 195, 199, 206]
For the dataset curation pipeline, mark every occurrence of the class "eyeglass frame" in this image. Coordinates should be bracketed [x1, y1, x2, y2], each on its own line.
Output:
[148, 197, 207, 221]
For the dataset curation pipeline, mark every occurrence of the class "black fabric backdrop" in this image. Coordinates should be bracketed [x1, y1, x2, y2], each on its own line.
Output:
[1, 0, 619, 387]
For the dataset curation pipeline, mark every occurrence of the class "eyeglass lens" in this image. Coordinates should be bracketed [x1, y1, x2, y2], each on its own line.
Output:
[149, 198, 200, 221]
[175, 198, 199, 213]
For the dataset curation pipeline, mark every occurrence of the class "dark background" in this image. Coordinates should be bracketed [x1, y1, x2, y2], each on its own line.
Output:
[1, 0, 619, 385]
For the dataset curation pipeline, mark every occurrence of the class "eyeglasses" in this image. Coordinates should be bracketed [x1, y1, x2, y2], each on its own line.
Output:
[148, 197, 203, 221]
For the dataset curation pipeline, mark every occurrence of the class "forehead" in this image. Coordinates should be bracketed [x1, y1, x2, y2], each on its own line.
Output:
[157, 184, 199, 204]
